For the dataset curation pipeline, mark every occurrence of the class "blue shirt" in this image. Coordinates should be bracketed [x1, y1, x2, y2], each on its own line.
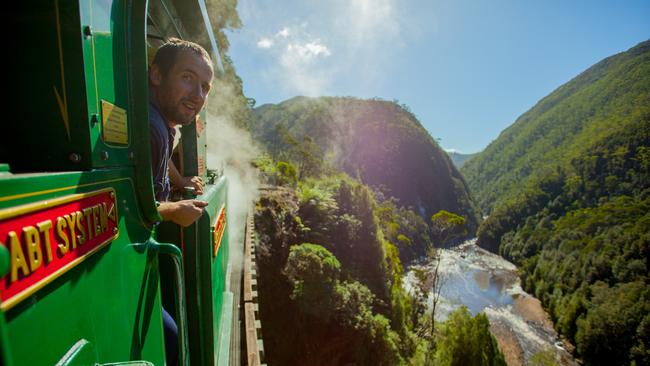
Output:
[149, 102, 176, 202]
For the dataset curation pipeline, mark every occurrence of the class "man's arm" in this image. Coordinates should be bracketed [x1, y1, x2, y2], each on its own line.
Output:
[168, 159, 204, 195]
[158, 199, 208, 227]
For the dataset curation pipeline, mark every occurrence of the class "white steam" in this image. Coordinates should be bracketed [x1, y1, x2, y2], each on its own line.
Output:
[327, 101, 361, 167]
[205, 79, 261, 277]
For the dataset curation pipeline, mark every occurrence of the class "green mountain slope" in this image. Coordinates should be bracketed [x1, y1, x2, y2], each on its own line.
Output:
[250, 98, 495, 364]
[252, 96, 481, 234]
[462, 40, 650, 215]
[462, 40, 650, 365]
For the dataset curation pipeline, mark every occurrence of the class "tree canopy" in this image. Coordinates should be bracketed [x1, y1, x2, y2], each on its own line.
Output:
[464, 39, 650, 364]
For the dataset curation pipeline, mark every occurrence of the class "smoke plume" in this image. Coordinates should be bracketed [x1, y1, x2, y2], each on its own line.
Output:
[205, 78, 261, 285]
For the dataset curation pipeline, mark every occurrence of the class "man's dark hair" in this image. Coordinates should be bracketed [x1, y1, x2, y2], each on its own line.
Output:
[153, 37, 212, 77]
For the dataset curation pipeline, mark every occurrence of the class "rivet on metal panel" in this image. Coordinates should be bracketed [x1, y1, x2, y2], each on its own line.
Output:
[69, 153, 81, 163]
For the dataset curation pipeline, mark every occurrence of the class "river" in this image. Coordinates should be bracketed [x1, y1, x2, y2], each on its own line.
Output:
[404, 239, 578, 366]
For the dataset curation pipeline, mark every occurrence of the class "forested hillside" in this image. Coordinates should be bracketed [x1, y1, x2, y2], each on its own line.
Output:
[462, 40, 650, 365]
[252, 97, 481, 235]
[250, 97, 505, 364]
[254, 178, 504, 365]
[462, 40, 650, 215]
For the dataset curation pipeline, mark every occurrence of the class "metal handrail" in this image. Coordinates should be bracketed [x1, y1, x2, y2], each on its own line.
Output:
[146, 236, 189, 365]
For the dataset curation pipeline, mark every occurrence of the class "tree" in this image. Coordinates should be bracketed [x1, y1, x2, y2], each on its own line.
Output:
[430, 210, 467, 246]
[276, 161, 298, 187]
[428, 247, 444, 338]
[284, 243, 341, 318]
[575, 281, 650, 365]
[426, 211, 467, 336]
[434, 307, 506, 366]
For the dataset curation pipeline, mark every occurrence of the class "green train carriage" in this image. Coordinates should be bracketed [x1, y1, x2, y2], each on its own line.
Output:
[1, 0, 237, 364]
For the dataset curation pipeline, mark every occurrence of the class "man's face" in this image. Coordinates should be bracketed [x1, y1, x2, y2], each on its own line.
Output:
[151, 51, 213, 126]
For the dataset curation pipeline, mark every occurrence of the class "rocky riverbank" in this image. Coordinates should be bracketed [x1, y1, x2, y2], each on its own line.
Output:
[405, 239, 578, 366]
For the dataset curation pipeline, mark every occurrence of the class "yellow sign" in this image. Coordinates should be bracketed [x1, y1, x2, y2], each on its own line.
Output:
[101, 100, 128, 145]
[213, 205, 226, 257]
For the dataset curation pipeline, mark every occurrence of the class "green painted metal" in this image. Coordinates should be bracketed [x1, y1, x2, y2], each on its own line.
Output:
[54, 339, 96, 365]
[2, 0, 236, 365]
[130, 0, 165, 227]
[217, 292, 234, 366]
[159, 0, 234, 363]
[0, 170, 166, 365]
[0, 309, 12, 366]
[180, 110, 208, 182]
[78, 0, 134, 169]
[147, 235, 191, 365]
[156, 177, 232, 365]
[0, 245, 8, 278]
[3, 0, 160, 223]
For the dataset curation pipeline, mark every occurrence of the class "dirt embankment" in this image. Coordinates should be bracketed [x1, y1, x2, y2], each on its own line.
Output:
[490, 321, 526, 366]
[490, 292, 578, 366]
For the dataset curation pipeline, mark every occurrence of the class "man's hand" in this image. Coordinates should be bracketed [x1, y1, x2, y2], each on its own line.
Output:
[179, 176, 204, 195]
[158, 200, 209, 227]
[168, 159, 205, 195]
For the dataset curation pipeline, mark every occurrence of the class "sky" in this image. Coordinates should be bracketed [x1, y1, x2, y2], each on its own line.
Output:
[226, 0, 650, 153]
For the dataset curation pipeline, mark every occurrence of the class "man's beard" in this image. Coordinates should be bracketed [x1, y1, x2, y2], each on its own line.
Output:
[162, 101, 196, 126]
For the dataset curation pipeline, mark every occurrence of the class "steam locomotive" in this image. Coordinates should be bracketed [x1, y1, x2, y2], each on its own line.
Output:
[1, 0, 236, 364]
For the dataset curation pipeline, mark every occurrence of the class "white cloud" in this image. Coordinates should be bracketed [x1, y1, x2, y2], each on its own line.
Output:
[257, 38, 274, 49]
[283, 41, 331, 63]
[277, 27, 290, 38]
[255, 22, 333, 96]
[279, 40, 332, 95]
[240, 0, 409, 97]
[305, 41, 331, 57]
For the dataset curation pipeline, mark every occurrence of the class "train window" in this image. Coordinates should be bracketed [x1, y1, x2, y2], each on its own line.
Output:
[146, 0, 216, 198]
[4, 1, 145, 174]
[146, 0, 194, 154]
[147, 0, 186, 47]
[4, 2, 93, 173]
